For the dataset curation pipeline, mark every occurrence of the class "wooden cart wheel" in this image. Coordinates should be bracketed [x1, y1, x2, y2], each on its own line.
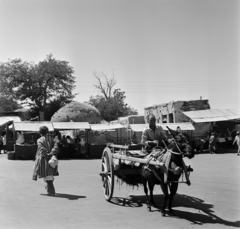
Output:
[100, 147, 114, 201]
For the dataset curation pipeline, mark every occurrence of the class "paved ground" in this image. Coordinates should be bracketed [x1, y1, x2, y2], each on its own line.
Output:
[0, 150, 239, 229]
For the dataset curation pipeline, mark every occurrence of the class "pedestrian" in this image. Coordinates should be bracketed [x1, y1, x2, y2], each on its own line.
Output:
[66, 135, 74, 158]
[0, 136, 3, 153]
[2, 134, 6, 154]
[208, 122, 221, 138]
[32, 126, 59, 196]
[233, 131, 240, 156]
[80, 138, 87, 157]
[61, 135, 68, 159]
[209, 132, 218, 154]
[16, 131, 25, 145]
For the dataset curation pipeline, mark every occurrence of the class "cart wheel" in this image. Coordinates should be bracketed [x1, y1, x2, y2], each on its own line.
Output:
[100, 148, 114, 201]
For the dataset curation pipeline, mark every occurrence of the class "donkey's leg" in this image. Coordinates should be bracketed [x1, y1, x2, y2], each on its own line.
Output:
[160, 184, 169, 216]
[148, 182, 155, 206]
[142, 178, 151, 211]
[168, 183, 178, 214]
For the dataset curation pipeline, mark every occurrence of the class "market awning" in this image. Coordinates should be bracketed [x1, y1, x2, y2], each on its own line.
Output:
[161, 123, 195, 130]
[183, 109, 240, 123]
[52, 122, 90, 130]
[0, 116, 21, 126]
[0, 116, 22, 131]
[90, 123, 124, 131]
[129, 122, 195, 132]
[14, 122, 54, 132]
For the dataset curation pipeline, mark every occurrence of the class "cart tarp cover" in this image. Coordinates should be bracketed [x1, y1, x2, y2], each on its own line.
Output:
[129, 122, 195, 132]
[14, 122, 54, 132]
[183, 109, 240, 123]
[52, 122, 90, 130]
[90, 123, 124, 131]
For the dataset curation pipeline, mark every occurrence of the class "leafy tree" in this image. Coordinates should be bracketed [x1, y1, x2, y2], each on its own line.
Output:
[0, 94, 20, 112]
[29, 95, 73, 121]
[87, 72, 138, 121]
[0, 54, 76, 120]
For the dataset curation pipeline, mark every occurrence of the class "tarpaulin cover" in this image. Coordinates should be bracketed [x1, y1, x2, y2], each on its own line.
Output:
[14, 122, 54, 132]
[0, 116, 21, 131]
[90, 123, 124, 131]
[52, 122, 90, 130]
[129, 122, 195, 132]
[0, 116, 21, 126]
[183, 109, 240, 123]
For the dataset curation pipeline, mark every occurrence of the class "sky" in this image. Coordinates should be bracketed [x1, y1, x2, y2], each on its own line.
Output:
[0, 0, 239, 115]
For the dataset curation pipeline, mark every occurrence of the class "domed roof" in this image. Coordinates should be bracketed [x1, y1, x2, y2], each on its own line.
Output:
[51, 102, 102, 123]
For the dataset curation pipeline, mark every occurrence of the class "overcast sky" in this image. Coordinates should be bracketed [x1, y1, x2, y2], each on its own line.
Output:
[0, 0, 239, 114]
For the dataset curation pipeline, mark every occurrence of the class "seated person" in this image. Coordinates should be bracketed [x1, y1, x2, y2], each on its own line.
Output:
[141, 114, 167, 152]
[16, 132, 25, 145]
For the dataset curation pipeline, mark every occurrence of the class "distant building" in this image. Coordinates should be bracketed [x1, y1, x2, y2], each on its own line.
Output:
[144, 100, 211, 151]
[144, 99, 210, 124]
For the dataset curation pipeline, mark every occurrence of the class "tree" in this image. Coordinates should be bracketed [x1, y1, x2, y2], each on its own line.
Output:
[87, 72, 138, 121]
[0, 94, 20, 112]
[28, 95, 73, 121]
[0, 54, 76, 120]
[93, 71, 116, 99]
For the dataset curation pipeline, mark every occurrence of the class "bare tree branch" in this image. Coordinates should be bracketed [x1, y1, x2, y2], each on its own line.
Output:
[93, 71, 116, 99]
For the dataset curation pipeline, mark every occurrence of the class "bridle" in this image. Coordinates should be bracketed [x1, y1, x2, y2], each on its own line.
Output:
[170, 137, 192, 158]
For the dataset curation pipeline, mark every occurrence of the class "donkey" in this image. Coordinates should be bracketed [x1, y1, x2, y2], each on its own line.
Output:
[141, 135, 194, 216]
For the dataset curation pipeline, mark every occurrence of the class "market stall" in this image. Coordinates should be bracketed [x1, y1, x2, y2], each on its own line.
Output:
[13, 121, 54, 159]
[52, 122, 91, 158]
[183, 109, 240, 149]
[89, 123, 124, 158]
[0, 116, 22, 153]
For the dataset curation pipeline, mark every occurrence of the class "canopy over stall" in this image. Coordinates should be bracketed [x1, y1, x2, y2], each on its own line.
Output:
[13, 121, 54, 132]
[129, 122, 195, 132]
[90, 123, 123, 131]
[183, 109, 240, 123]
[89, 123, 125, 158]
[12, 121, 54, 160]
[0, 116, 21, 131]
[52, 122, 91, 130]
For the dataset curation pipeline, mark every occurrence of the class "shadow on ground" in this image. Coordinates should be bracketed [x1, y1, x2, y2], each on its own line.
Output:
[110, 197, 143, 207]
[41, 193, 86, 200]
[129, 194, 240, 227]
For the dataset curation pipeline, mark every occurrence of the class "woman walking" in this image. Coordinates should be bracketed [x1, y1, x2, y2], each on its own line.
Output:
[33, 126, 59, 196]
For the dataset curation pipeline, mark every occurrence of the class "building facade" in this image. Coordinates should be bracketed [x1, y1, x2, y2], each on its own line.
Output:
[144, 99, 211, 141]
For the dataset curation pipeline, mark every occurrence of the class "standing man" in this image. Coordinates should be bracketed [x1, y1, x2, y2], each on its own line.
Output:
[141, 114, 167, 151]
[32, 126, 59, 196]
[2, 134, 6, 154]
[209, 132, 218, 154]
[233, 131, 240, 156]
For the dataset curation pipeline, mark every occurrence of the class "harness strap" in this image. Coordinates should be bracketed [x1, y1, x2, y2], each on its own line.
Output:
[169, 150, 182, 155]
[172, 139, 183, 154]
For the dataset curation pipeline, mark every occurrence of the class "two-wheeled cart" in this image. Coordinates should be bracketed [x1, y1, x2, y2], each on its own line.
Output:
[99, 143, 165, 201]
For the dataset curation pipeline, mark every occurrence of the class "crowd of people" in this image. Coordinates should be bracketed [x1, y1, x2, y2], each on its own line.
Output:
[54, 133, 87, 159]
